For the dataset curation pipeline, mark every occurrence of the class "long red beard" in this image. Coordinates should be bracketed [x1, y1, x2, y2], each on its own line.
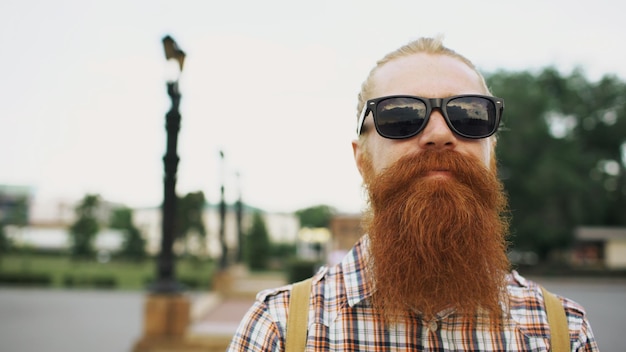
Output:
[360, 149, 510, 323]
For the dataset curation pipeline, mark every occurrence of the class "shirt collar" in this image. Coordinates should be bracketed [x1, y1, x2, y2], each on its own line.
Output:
[341, 235, 373, 307]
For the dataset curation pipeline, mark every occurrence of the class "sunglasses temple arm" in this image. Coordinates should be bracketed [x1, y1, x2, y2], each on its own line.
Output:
[356, 106, 368, 135]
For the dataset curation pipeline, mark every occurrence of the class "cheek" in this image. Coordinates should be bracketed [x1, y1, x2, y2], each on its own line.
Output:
[460, 140, 493, 170]
[483, 147, 492, 169]
[482, 140, 495, 170]
[368, 142, 402, 174]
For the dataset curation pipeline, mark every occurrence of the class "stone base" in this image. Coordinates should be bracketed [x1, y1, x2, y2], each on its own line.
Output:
[211, 269, 235, 296]
[213, 265, 286, 299]
[132, 294, 194, 352]
[132, 336, 209, 352]
[132, 267, 288, 351]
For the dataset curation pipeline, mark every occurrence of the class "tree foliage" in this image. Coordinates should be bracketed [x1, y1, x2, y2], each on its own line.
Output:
[245, 212, 271, 271]
[486, 67, 626, 259]
[0, 191, 29, 255]
[0, 224, 10, 254]
[176, 191, 207, 255]
[110, 207, 147, 261]
[1, 196, 29, 226]
[295, 204, 337, 228]
[69, 194, 101, 259]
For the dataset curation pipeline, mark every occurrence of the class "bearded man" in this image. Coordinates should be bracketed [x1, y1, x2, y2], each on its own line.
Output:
[228, 37, 598, 351]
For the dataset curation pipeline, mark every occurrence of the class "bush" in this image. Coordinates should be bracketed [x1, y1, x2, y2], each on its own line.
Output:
[0, 273, 52, 287]
[286, 259, 318, 283]
[0, 254, 214, 290]
[245, 212, 271, 271]
[63, 274, 117, 289]
[142, 275, 211, 291]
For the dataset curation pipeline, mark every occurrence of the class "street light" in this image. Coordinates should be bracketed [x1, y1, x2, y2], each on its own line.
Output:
[235, 171, 244, 263]
[151, 35, 186, 294]
[218, 150, 228, 270]
[133, 35, 191, 351]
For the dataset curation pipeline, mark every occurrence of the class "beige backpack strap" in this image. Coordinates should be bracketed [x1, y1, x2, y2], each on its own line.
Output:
[285, 278, 312, 352]
[541, 286, 570, 352]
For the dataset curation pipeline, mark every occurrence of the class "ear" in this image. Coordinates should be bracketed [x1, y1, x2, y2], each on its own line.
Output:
[489, 136, 498, 171]
[352, 138, 365, 177]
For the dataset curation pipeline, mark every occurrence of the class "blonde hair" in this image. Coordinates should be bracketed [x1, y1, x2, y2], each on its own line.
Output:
[356, 36, 491, 119]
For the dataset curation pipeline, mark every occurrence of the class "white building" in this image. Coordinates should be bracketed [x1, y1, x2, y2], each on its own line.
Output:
[18, 195, 300, 260]
[134, 205, 299, 258]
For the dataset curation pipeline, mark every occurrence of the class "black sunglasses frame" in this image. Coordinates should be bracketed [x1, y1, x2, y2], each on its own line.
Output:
[356, 94, 504, 140]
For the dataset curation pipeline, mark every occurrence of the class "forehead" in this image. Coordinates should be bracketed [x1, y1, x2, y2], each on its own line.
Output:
[369, 53, 488, 99]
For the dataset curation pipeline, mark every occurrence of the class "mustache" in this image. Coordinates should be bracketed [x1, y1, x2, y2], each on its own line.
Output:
[369, 149, 497, 206]
[386, 149, 487, 180]
[365, 150, 506, 221]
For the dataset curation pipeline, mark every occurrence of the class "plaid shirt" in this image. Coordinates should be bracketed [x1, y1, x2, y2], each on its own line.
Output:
[228, 236, 598, 351]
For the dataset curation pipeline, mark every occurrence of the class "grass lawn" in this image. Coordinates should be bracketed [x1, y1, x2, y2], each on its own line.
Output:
[0, 253, 215, 290]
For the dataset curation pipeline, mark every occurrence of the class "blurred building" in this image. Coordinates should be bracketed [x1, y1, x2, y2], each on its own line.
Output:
[327, 213, 363, 265]
[573, 227, 626, 269]
[1, 182, 301, 261]
[0, 184, 32, 225]
[296, 227, 331, 262]
[5, 193, 124, 253]
[133, 204, 300, 259]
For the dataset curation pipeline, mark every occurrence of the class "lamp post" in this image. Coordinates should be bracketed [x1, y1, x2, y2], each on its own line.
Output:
[235, 171, 244, 263]
[151, 35, 186, 294]
[133, 35, 191, 351]
[218, 150, 228, 270]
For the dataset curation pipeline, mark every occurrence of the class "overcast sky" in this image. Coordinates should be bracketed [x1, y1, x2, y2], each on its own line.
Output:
[1, 0, 625, 215]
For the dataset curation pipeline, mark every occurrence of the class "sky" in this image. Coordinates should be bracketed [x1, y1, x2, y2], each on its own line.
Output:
[2, 0, 626, 215]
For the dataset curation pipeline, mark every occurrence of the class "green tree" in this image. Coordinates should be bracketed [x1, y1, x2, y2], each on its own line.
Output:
[0, 224, 10, 258]
[69, 194, 101, 259]
[176, 191, 207, 255]
[295, 204, 337, 228]
[2, 196, 29, 226]
[486, 67, 626, 259]
[245, 212, 271, 271]
[110, 207, 147, 261]
[0, 194, 28, 255]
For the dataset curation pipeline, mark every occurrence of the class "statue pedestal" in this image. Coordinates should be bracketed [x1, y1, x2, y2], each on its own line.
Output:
[132, 294, 204, 352]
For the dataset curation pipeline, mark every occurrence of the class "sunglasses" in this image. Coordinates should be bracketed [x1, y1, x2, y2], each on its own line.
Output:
[357, 94, 504, 139]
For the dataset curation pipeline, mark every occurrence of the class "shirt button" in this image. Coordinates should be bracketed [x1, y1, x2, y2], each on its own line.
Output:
[428, 320, 438, 332]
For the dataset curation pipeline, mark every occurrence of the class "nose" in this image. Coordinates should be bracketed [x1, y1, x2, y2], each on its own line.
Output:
[417, 109, 457, 150]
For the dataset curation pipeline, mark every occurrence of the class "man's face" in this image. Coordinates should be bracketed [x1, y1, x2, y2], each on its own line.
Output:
[352, 53, 510, 322]
[352, 53, 495, 177]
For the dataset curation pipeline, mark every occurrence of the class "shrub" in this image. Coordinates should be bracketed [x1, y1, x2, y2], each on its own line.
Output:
[0, 273, 52, 287]
[63, 274, 117, 289]
[245, 212, 271, 271]
[286, 259, 318, 283]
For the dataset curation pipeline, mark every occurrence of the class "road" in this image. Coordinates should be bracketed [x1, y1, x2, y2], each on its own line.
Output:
[0, 288, 146, 352]
[0, 277, 624, 351]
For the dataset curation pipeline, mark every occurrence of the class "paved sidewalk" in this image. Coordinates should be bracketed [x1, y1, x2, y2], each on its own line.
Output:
[190, 296, 254, 335]
[0, 288, 145, 352]
[187, 268, 287, 346]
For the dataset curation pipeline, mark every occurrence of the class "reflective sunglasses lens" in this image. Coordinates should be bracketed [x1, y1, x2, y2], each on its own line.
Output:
[447, 97, 496, 137]
[376, 97, 427, 138]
